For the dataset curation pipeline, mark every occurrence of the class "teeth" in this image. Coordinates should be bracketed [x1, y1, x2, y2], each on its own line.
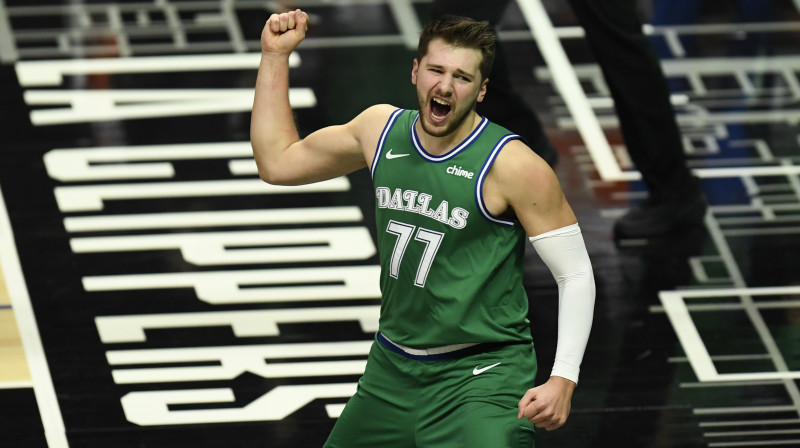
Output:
[432, 98, 449, 106]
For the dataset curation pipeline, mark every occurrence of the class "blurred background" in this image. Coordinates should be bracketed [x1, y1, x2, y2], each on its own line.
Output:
[1, 1, 800, 447]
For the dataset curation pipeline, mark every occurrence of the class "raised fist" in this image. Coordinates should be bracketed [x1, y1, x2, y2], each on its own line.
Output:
[261, 9, 309, 55]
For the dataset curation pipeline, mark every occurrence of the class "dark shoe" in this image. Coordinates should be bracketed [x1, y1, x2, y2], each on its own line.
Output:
[613, 182, 707, 239]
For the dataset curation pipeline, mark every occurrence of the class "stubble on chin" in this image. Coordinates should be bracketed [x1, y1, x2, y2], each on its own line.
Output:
[434, 119, 473, 140]
[418, 104, 474, 138]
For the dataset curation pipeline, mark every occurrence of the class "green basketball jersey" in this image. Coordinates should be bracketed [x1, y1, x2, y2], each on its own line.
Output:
[370, 109, 533, 347]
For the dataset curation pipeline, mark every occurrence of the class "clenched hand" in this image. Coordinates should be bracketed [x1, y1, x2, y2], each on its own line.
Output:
[517, 376, 576, 431]
[261, 9, 309, 55]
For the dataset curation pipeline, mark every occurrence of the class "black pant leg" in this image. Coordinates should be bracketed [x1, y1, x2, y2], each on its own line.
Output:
[567, 0, 691, 197]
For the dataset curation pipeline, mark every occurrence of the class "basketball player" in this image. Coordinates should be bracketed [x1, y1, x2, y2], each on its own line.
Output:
[251, 10, 595, 447]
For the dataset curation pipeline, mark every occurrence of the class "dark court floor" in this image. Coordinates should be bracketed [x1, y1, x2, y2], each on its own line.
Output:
[1, 1, 800, 447]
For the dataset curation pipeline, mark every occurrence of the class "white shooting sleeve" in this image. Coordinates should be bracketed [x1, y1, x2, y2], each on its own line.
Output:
[529, 223, 595, 384]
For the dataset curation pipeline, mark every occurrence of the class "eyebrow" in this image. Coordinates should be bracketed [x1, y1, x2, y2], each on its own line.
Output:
[426, 63, 475, 80]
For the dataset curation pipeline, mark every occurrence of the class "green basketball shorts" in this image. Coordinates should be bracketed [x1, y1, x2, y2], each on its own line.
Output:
[324, 334, 538, 448]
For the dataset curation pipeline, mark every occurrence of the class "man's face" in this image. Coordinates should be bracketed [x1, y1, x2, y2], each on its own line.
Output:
[412, 38, 488, 138]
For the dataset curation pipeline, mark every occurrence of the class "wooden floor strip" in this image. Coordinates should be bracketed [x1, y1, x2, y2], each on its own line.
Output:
[0, 262, 31, 386]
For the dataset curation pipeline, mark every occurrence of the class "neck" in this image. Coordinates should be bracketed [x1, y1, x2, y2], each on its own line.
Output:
[416, 111, 481, 156]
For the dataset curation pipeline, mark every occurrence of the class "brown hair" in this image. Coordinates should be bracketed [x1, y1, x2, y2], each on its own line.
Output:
[417, 14, 496, 81]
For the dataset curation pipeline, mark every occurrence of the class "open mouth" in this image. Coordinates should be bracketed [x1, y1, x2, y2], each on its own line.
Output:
[430, 97, 451, 122]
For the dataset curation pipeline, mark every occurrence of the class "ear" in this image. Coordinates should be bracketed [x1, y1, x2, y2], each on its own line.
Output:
[411, 58, 419, 85]
[477, 78, 489, 103]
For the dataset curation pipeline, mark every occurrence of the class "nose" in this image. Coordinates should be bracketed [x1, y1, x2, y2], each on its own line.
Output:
[436, 74, 454, 96]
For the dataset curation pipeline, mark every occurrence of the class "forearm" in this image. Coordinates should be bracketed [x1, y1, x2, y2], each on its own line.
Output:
[530, 223, 595, 384]
[250, 52, 300, 181]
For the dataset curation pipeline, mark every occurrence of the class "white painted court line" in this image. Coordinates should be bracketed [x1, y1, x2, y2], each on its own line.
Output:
[15, 52, 301, 86]
[0, 0, 18, 63]
[676, 210, 800, 434]
[63, 206, 364, 233]
[0, 185, 69, 448]
[387, 0, 421, 50]
[516, 0, 629, 182]
[705, 428, 800, 438]
[659, 291, 719, 382]
[671, 286, 800, 299]
[700, 418, 800, 427]
[695, 165, 800, 178]
[659, 285, 800, 383]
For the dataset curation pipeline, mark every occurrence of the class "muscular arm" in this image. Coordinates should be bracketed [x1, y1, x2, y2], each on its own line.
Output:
[251, 9, 386, 185]
[487, 141, 595, 431]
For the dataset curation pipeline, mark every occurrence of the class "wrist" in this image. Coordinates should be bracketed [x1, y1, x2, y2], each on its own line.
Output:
[549, 375, 577, 390]
[261, 49, 292, 60]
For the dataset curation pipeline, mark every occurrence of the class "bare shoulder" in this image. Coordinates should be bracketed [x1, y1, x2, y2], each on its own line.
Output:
[347, 104, 401, 163]
[488, 139, 576, 235]
[349, 104, 399, 137]
[490, 139, 560, 194]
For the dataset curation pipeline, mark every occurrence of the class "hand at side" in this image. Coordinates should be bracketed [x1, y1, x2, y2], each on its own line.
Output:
[517, 376, 576, 431]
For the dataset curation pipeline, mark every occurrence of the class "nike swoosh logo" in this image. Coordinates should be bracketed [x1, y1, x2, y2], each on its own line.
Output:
[472, 362, 501, 375]
[386, 148, 409, 159]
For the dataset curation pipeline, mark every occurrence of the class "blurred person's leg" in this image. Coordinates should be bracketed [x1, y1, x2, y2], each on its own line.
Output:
[567, 0, 706, 238]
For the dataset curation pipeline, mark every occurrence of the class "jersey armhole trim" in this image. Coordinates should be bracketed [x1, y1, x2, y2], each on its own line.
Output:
[370, 108, 406, 179]
[475, 134, 521, 227]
